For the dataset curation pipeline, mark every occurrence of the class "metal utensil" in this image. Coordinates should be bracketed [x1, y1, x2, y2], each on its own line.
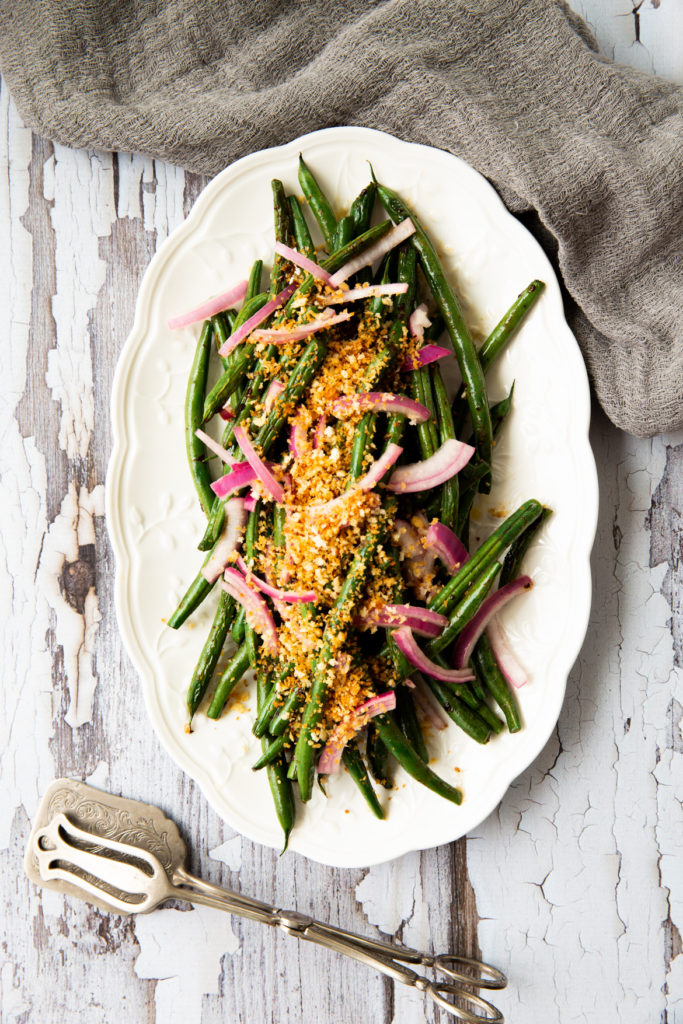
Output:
[26, 778, 506, 1022]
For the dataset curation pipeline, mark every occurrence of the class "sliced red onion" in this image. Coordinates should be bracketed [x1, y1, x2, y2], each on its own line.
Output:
[168, 280, 248, 330]
[251, 309, 352, 345]
[452, 576, 533, 669]
[220, 568, 278, 655]
[426, 522, 469, 574]
[387, 439, 475, 493]
[235, 555, 317, 604]
[218, 406, 234, 421]
[329, 218, 416, 287]
[211, 461, 257, 499]
[243, 493, 257, 512]
[487, 618, 529, 689]
[331, 391, 430, 424]
[218, 283, 296, 357]
[410, 676, 448, 731]
[288, 421, 306, 459]
[402, 344, 451, 372]
[392, 627, 475, 684]
[264, 379, 285, 415]
[195, 427, 234, 465]
[201, 499, 247, 583]
[357, 604, 447, 638]
[312, 414, 327, 450]
[317, 691, 396, 775]
[357, 443, 403, 490]
[323, 282, 409, 304]
[233, 425, 284, 503]
[274, 241, 332, 284]
[408, 303, 432, 339]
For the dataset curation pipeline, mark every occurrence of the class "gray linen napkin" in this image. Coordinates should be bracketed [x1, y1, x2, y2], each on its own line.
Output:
[0, 0, 680, 437]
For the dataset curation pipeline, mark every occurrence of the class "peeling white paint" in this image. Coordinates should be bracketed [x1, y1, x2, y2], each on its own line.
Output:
[210, 836, 242, 872]
[46, 146, 113, 459]
[38, 482, 104, 729]
[134, 905, 239, 1024]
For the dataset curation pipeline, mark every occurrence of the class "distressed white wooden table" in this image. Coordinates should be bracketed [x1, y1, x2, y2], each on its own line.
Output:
[1, 4, 681, 1021]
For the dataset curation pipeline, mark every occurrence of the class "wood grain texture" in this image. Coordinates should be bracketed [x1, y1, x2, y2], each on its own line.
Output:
[1, 62, 681, 1024]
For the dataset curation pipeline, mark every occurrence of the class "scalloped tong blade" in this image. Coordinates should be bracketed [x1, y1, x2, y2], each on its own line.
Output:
[26, 778, 507, 1023]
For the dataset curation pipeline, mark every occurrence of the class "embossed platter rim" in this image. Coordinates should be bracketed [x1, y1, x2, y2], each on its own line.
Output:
[107, 126, 598, 867]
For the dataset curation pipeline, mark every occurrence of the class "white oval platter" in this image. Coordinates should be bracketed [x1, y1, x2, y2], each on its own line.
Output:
[107, 126, 598, 867]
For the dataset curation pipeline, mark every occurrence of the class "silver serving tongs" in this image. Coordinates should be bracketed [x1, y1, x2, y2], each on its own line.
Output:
[26, 779, 506, 1022]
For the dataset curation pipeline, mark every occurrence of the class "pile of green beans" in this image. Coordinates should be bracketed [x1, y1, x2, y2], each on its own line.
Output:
[167, 158, 551, 846]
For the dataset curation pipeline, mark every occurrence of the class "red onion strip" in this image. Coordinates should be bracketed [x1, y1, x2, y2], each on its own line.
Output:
[235, 556, 316, 604]
[220, 569, 278, 655]
[402, 345, 451, 372]
[317, 692, 396, 774]
[274, 241, 332, 284]
[452, 576, 533, 669]
[426, 522, 469, 574]
[211, 461, 257, 499]
[201, 499, 247, 583]
[264, 379, 285, 415]
[195, 428, 234, 465]
[392, 626, 475, 684]
[328, 218, 416, 287]
[218, 283, 297, 356]
[233, 425, 284, 503]
[168, 280, 248, 330]
[410, 677, 448, 731]
[387, 439, 475, 493]
[323, 283, 409, 304]
[251, 310, 352, 344]
[357, 604, 448, 638]
[357, 443, 403, 490]
[331, 391, 430, 424]
[487, 618, 529, 689]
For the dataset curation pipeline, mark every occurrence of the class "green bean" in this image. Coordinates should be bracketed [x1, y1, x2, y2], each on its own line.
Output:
[500, 506, 553, 587]
[207, 643, 250, 719]
[232, 608, 246, 644]
[472, 635, 522, 733]
[185, 320, 215, 517]
[198, 498, 226, 553]
[253, 662, 294, 738]
[431, 364, 459, 530]
[349, 181, 376, 236]
[252, 733, 287, 770]
[201, 292, 269, 421]
[373, 711, 462, 804]
[396, 686, 428, 763]
[265, 752, 295, 852]
[255, 336, 328, 456]
[410, 365, 438, 459]
[246, 259, 263, 302]
[427, 561, 501, 656]
[187, 590, 235, 721]
[480, 280, 545, 374]
[424, 677, 491, 744]
[349, 411, 377, 482]
[213, 310, 237, 371]
[270, 686, 304, 738]
[366, 723, 392, 789]
[429, 500, 543, 617]
[490, 382, 515, 440]
[332, 214, 354, 251]
[376, 180, 492, 473]
[369, 253, 394, 320]
[298, 155, 337, 248]
[295, 513, 391, 801]
[452, 280, 544, 433]
[270, 179, 295, 295]
[289, 195, 315, 259]
[167, 560, 215, 630]
[342, 743, 385, 819]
